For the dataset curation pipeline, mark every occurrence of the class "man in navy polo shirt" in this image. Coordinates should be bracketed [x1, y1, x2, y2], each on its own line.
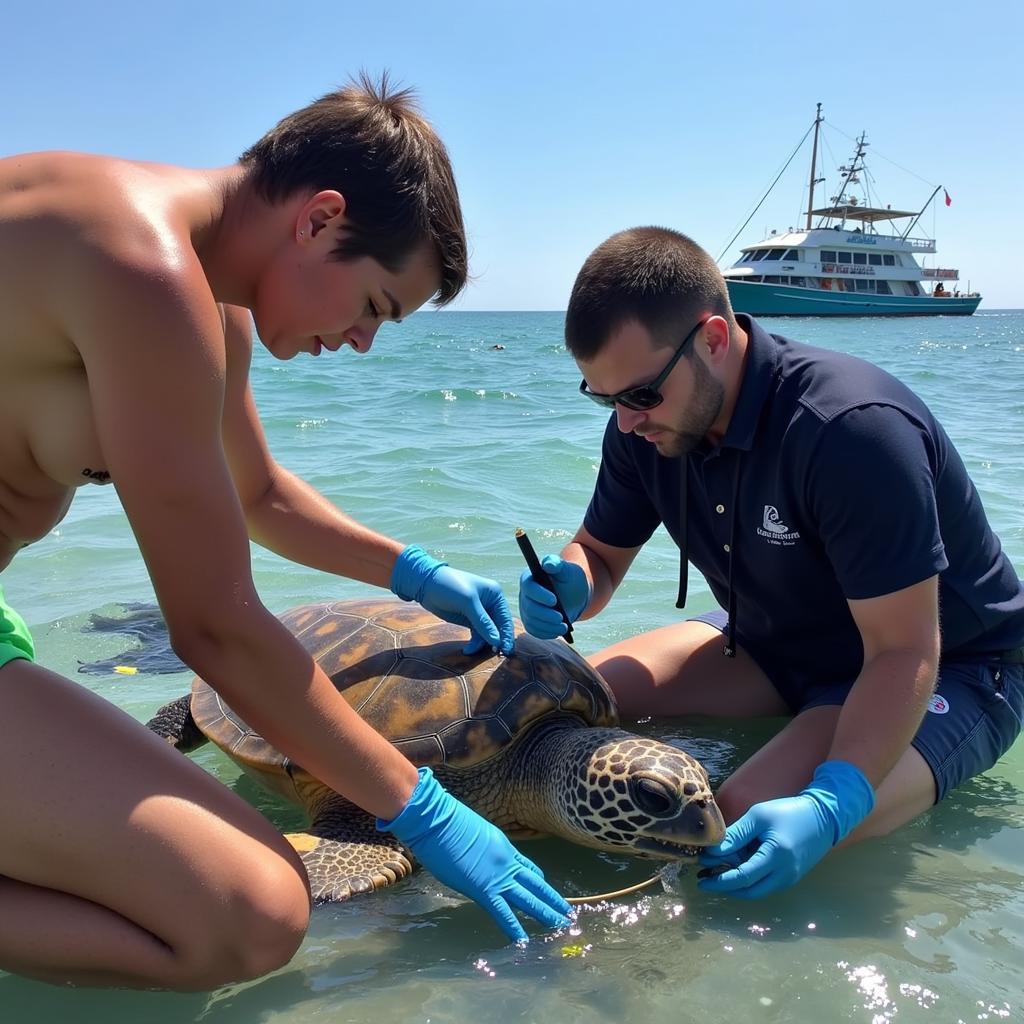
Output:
[519, 226, 1024, 898]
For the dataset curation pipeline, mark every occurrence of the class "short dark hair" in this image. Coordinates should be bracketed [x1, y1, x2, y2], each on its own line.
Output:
[240, 71, 467, 306]
[565, 227, 733, 358]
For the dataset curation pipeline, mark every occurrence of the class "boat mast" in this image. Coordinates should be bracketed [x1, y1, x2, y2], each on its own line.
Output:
[805, 103, 823, 230]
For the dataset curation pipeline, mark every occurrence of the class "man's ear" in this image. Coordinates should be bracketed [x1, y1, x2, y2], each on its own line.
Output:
[295, 190, 347, 242]
[702, 315, 731, 365]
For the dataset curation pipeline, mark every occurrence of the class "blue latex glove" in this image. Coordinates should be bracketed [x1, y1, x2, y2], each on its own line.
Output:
[391, 545, 515, 656]
[697, 760, 875, 899]
[517, 554, 591, 639]
[378, 767, 573, 943]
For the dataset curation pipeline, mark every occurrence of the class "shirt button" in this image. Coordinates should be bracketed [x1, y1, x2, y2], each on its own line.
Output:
[723, 544, 731, 553]
[716, 504, 726, 514]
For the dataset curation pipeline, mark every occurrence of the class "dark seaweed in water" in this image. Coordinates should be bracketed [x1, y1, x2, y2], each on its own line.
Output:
[77, 602, 186, 675]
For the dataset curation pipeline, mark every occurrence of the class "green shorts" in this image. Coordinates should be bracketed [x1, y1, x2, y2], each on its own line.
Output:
[0, 583, 35, 669]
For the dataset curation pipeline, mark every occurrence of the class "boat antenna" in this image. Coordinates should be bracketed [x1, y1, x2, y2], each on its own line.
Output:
[715, 110, 817, 264]
[805, 102, 824, 230]
[818, 132, 869, 229]
[901, 185, 943, 240]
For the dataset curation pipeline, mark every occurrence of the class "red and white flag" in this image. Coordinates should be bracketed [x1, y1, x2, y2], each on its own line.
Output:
[944, 189, 952, 207]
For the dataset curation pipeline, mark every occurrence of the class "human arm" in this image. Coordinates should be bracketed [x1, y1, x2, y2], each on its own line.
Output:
[73, 256, 420, 818]
[699, 577, 939, 897]
[218, 306, 513, 654]
[71, 255, 560, 937]
[699, 404, 945, 897]
[829, 576, 940, 784]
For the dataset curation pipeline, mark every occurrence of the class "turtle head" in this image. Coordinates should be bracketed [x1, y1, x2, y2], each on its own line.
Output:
[555, 731, 725, 859]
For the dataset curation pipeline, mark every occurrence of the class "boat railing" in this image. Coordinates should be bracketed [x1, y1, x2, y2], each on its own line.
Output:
[815, 227, 936, 252]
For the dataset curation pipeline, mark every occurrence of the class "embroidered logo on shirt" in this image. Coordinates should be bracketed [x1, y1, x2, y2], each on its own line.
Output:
[756, 505, 801, 546]
[927, 694, 950, 715]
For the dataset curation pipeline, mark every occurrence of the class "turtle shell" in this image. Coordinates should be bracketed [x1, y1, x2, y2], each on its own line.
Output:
[190, 598, 618, 783]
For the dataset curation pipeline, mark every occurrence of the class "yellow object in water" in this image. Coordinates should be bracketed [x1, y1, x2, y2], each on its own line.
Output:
[113, 665, 138, 675]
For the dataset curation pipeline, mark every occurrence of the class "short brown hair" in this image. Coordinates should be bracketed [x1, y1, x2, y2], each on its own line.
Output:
[240, 71, 467, 306]
[565, 227, 732, 358]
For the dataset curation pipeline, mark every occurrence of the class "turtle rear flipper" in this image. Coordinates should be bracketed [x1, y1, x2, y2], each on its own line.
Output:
[286, 804, 415, 903]
[145, 694, 208, 752]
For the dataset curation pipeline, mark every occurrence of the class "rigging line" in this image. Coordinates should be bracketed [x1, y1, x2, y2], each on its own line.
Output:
[813, 133, 840, 228]
[715, 121, 814, 264]
[863, 163, 877, 209]
[823, 119, 935, 188]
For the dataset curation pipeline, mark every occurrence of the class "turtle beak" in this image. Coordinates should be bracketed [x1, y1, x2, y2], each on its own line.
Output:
[632, 799, 726, 859]
[679, 796, 725, 844]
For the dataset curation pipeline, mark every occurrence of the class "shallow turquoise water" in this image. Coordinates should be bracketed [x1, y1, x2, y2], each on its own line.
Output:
[2, 311, 1022, 1022]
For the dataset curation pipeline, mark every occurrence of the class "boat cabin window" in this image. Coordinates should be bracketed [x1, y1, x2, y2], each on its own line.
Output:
[868, 254, 882, 266]
[751, 250, 768, 261]
[790, 276, 806, 287]
[763, 275, 782, 283]
[876, 281, 892, 295]
[837, 251, 852, 264]
[853, 252, 867, 265]
[763, 248, 787, 260]
[784, 249, 801, 260]
[855, 279, 872, 291]
[882, 255, 896, 266]
[820, 249, 837, 262]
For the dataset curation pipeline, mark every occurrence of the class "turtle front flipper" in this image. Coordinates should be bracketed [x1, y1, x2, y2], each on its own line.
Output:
[145, 694, 208, 752]
[285, 801, 415, 904]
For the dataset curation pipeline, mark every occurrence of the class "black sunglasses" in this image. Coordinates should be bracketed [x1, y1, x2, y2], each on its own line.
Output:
[579, 318, 707, 411]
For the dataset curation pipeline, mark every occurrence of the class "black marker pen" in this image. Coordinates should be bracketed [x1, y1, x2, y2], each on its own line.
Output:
[515, 528, 574, 644]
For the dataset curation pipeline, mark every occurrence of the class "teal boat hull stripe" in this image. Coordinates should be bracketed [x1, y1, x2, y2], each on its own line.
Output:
[726, 281, 981, 317]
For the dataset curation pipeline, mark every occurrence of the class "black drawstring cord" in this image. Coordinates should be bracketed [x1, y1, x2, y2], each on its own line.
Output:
[675, 461, 688, 609]
[724, 454, 744, 658]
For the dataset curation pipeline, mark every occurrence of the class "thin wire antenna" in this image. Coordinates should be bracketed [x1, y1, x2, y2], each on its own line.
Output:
[824, 119, 935, 187]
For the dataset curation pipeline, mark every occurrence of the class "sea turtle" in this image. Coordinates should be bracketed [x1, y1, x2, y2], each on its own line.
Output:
[146, 598, 725, 902]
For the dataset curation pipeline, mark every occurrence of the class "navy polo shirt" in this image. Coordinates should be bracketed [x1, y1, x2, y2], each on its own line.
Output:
[584, 315, 1024, 689]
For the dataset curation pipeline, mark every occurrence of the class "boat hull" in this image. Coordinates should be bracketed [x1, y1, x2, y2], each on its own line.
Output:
[726, 280, 981, 317]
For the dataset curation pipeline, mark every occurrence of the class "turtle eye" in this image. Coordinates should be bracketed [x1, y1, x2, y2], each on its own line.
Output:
[631, 777, 676, 816]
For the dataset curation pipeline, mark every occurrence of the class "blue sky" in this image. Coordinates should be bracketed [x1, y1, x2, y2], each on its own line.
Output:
[5, 1, 1022, 309]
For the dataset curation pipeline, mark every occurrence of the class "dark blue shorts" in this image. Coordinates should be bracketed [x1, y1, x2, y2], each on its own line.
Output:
[691, 609, 1024, 802]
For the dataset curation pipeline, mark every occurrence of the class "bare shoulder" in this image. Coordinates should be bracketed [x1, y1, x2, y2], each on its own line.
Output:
[0, 151, 191, 249]
[0, 152, 216, 351]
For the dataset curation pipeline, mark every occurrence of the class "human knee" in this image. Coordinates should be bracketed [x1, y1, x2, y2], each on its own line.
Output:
[232, 863, 310, 981]
[178, 860, 311, 989]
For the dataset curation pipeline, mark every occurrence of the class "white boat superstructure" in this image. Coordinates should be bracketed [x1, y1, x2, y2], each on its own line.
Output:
[721, 106, 980, 316]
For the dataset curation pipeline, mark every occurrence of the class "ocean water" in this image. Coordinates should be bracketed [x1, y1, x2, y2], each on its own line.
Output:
[2, 310, 1022, 1023]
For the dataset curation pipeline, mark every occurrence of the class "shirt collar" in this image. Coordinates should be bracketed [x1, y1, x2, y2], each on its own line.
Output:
[719, 314, 781, 452]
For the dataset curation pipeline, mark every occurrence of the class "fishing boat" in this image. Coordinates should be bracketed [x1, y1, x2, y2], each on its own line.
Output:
[720, 105, 981, 316]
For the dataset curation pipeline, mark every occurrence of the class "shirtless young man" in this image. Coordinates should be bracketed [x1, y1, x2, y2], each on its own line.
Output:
[0, 75, 570, 991]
